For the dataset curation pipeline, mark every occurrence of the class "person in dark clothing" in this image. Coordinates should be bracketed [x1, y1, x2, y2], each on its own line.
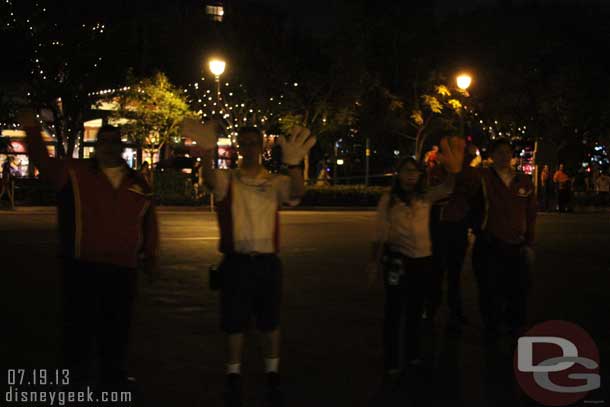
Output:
[428, 147, 481, 328]
[539, 164, 551, 211]
[1, 156, 15, 209]
[23, 112, 159, 392]
[553, 164, 571, 212]
[471, 139, 536, 341]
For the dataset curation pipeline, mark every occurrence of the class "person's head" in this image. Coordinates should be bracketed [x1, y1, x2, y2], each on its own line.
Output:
[388, 157, 427, 208]
[489, 138, 513, 170]
[236, 126, 263, 166]
[141, 161, 149, 170]
[95, 125, 123, 167]
[397, 158, 424, 191]
[559, 163, 565, 171]
[543, 164, 549, 170]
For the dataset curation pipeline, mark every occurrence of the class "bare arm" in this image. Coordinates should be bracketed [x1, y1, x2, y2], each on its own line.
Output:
[287, 166, 305, 200]
[423, 173, 455, 203]
[22, 115, 68, 190]
[199, 149, 217, 191]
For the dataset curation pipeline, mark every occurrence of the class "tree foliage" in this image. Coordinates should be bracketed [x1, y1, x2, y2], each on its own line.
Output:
[111, 72, 194, 164]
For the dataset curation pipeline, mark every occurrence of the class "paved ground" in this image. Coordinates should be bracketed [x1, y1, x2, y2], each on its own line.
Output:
[1, 209, 609, 407]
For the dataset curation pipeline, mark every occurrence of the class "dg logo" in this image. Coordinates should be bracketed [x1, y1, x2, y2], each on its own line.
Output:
[514, 320, 601, 406]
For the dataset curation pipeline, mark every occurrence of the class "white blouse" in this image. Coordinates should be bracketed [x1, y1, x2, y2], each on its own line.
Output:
[375, 178, 454, 258]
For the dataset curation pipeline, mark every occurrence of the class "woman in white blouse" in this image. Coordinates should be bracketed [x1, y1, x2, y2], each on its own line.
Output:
[367, 137, 464, 383]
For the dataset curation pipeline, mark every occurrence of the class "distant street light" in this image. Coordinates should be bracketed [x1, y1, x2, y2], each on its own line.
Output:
[456, 74, 472, 90]
[208, 58, 226, 104]
[209, 58, 226, 77]
[456, 73, 473, 138]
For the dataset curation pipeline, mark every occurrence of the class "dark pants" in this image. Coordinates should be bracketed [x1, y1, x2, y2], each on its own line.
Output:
[61, 259, 138, 389]
[383, 255, 433, 371]
[540, 182, 551, 211]
[472, 234, 531, 334]
[556, 187, 571, 212]
[430, 219, 469, 318]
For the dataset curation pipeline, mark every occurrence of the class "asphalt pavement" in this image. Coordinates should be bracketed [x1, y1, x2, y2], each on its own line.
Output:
[1, 210, 609, 406]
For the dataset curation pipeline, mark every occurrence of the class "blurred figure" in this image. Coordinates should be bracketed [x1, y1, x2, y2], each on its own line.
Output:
[595, 170, 610, 206]
[192, 160, 202, 199]
[183, 118, 316, 407]
[553, 164, 571, 212]
[315, 166, 331, 186]
[572, 168, 588, 198]
[367, 137, 464, 385]
[424, 145, 439, 168]
[139, 161, 153, 186]
[471, 139, 536, 341]
[467, 144, 482, 168]
[429, 144, 481, 329]
[23, 113, 159, 392]
[539, 164, 551, 211]
[0, 156, 15, 209]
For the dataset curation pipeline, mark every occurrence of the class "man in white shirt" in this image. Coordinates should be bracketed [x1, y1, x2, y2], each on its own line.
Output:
[182, 119, 315, 407]
[595, 171, 610, 206]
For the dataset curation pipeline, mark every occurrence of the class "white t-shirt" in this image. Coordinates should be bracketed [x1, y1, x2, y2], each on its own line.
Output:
[596, 175, 610, 193]
[212, 168, 299, 254]
[375, 177, 454, 258]
[102, 165, 126, 189]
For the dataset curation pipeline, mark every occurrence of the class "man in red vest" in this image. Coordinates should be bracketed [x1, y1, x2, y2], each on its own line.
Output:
[23, 111, 159, 392]
[471, 138, 537, 341]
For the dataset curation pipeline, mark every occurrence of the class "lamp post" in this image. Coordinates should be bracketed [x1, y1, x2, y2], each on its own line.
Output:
[456, 73, 472, 138]
[208, 58, 226, 105]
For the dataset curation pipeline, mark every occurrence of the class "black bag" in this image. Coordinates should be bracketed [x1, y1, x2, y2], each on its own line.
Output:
[381, 248, 404, 286]
[209, 264, 221, 291]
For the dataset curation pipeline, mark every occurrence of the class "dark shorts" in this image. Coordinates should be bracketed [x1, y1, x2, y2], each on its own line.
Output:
[219, 253, 283, 334]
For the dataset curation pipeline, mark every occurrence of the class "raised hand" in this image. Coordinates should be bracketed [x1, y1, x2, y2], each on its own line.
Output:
[180, 117, 220, 151]
[438, 136, 465, 174]
[278, 126, 317, 166]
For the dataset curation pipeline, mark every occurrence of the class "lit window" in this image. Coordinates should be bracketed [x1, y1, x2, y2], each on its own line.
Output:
[206, 4, 224, 22]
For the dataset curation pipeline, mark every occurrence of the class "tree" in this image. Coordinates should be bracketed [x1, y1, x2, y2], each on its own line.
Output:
[409, 82, 468, 161]
[438, 1, 610, 167]
[1, 0, 115, 158]
[111, 72, 195, 169]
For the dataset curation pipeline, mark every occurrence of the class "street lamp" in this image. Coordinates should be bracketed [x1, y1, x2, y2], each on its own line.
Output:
[456, 73, 473, 138]
[456, 73, 472, 91]
[208, 58, 226, 104]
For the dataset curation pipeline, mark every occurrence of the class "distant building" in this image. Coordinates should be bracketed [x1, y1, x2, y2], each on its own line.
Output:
[206, 1, 225, 22]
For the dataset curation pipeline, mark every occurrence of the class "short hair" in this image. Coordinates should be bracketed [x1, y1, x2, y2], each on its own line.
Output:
[97, 124, 121, 141]
[489, 138, 512, 153]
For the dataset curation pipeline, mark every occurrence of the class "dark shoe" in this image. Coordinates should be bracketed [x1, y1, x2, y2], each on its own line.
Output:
[224, 374, 242, 407]
[265, 372, 283, 407]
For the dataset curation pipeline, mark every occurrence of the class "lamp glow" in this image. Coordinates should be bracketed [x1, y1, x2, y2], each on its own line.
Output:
[209, 59, 226, 76]
[456, 74, 472, 90]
